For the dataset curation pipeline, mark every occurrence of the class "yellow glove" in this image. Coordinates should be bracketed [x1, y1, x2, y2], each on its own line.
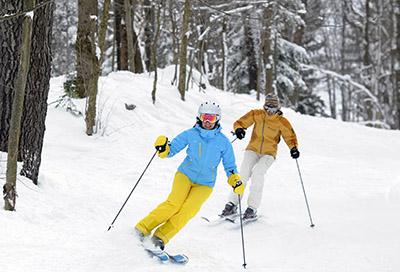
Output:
[154, 135, 170, 158]
[227, 173, 245, 195]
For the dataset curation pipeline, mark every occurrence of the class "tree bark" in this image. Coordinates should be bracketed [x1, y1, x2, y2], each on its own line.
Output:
[84, 5, 99, 136]
[151, 1, 161, 104]
[0, 0, 54, 187]
[169, 0, 179, 85]
[144, 0, 154, 72]
[76, 0, 98, 98]
[222, 18, 227, 92]
[263, 5, 274, 95]
[0, 1, 23, 152]
[120, 19, 128, 70]
[243, 14, 257, 92]
[132, 28, 144, 73]
[4, 0, 34, 211]
[177, 0, 190, 101]
[340, 2, 348, 121]
[98, 0, 111, 68]
[124, 0, 135, 73]
[395, 0, 400, 129]
[132, 0, 144, 74]
[114, 0, 122, 70]
[19, 0, 54, 184]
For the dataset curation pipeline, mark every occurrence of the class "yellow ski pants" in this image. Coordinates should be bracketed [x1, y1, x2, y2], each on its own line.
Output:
[135, 171, 212, 244]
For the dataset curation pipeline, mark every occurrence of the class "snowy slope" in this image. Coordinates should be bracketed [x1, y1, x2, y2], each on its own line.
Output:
[1, 67, 400, 272]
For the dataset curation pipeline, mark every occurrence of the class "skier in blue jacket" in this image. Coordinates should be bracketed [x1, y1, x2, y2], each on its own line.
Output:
[135, 101, 245, 251]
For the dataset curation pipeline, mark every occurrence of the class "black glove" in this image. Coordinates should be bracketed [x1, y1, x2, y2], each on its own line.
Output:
[290, 147, 300, 159]
[235, 128, 246, 140]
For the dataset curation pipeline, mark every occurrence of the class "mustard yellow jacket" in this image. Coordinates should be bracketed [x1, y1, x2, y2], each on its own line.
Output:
[233, 109, 298, 158]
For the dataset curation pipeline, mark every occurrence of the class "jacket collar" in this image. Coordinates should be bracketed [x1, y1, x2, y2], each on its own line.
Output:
[194, 124, 221, 139]
[264, 110, 282, 121]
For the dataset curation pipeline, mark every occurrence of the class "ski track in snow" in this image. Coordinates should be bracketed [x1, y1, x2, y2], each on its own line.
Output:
[1, 67, 400, 272]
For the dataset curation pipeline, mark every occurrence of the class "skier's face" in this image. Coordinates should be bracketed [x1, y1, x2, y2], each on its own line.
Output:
[199, 113, 218, 130]
[202, 120, 216, 130]
[264, 104, 279, 115]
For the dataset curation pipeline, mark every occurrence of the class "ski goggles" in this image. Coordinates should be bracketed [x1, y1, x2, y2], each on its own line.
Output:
[199, 113, 218, 123]
[264, 104, 279, 113]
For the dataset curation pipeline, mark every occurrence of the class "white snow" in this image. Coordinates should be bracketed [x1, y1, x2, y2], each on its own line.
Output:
[26, 11, 34, 19]
[1, 66, 400, 272]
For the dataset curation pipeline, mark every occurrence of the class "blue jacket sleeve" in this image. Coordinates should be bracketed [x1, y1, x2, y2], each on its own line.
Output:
[221, 137, 238, 177]
[167, 129, 190, 157]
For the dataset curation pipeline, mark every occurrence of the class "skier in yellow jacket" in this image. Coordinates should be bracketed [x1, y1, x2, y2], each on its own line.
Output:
[221, 93, 299, 221]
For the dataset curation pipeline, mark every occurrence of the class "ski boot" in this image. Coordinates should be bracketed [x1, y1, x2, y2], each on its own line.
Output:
[242, 206, 258, 221]
[220, 201, 238, 217]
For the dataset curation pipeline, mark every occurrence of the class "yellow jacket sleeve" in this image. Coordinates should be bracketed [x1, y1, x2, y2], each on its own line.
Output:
[233, 110, 256, 130]
[279, 117, 298, 149]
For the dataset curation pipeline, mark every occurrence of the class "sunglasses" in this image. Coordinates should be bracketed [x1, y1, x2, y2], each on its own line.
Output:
[199, 113, 218, 123]
[264, 104, 279, 113]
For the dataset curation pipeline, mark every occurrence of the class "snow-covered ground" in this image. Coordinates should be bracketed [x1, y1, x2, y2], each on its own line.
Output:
[1, 67, 400, 272]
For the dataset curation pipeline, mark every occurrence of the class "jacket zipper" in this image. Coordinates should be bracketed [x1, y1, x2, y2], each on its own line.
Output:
[198, 142, 202, 158]
[260, 114, 266, 153]
[195, 142, 204, 181]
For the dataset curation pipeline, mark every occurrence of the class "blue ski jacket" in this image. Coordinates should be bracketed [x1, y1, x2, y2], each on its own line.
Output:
[167, 124, 238, 187]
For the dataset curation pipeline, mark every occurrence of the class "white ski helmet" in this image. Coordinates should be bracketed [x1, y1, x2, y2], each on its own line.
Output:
[198, 101, 221, 122]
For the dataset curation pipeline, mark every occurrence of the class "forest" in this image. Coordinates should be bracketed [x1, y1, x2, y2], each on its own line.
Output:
[0, 0, 399, 208]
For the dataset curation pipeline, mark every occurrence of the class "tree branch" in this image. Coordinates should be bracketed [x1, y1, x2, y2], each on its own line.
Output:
[0, 0, 53, 21]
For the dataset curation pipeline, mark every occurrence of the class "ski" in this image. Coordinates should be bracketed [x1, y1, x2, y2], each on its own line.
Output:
[204, 214, 260, 225]
[145, 248, 169, 263]
[167, 253, 189, 264]
[145, 248, 189, 264]
[230, 215, 260, 227]
[201, 214, 239, 224]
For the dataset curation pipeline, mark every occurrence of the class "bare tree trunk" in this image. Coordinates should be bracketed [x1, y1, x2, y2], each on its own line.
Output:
[363, 0, 371, 66]
[85, 15, 99, 136]
[132, 0, 144, 74]
[243, 14, 257, 92]
[327, 76, 337, 118]
[364, 0, 373, 121]
[177, 0, 191, 101]
[221, 18, 227, 92]
[83, 0, 110, 136]
[395, 0, 400, 129]
[169, 0, 179, 85]
[151, 1, 161, 104]
[4, 0, 34, 211]
[340, 2, 348, 121]
[111, 24, 116, 71]
[263, 5, 274, 95]
[124, 0, 135, 72]
[186, 49, 194, 92]
[0, 1, 23, 152]
[144, 0, 154, 72]
[77, 0, 99, 135]
[114, 0, 122, 70]
[19, 0, 54, 185]
[120, 19, 128, 70]
[114, 0, 128, 70]
[76, 0, 98, 98]
[256, 54, 262, 100]
[98, 0, 111, 68]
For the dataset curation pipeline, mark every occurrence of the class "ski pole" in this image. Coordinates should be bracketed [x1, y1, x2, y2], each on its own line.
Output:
[107, 150, 158, 231]
[238, 195, 247, 269]
[230, 131, 239, 143]
[295, 159, 315, 228]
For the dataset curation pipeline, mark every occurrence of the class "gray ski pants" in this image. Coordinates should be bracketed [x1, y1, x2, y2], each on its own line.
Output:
[228, 150, 275, 209]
